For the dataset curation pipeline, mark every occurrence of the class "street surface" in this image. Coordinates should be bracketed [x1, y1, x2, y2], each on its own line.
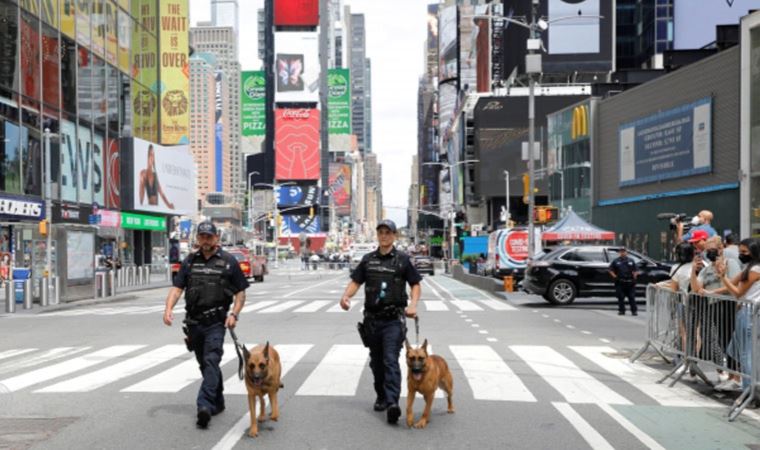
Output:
[1, 262, 760, 449]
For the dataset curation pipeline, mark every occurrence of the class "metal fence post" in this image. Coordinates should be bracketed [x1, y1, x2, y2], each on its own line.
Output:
[4, 282, 14, 313]
[23, 279, 32, 309]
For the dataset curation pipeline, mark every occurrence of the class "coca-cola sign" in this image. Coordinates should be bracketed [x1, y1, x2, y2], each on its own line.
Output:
[275, 108, 320, 181]
[282, 109, 313, 120]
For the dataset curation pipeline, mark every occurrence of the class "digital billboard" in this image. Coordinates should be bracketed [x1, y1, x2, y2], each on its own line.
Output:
[548, 0, 600, 55]
[274, 32, 320, 103]
[438, 82, 457, 152]
[159, 0, 190, 145]
[328, 163, 351, 216]
[277, 183, 321, 207]
[106, 138, 121, 209]
[281, 215, 321, 235]
[275, 108, 320, 181]
[274, 0, 319, 27]
[438, 5, 458, 82]
[132, 138, 197, 215]
[241, 70, 266, 155]
[328, 68, 351, 135]
[619, 97, 712, 187]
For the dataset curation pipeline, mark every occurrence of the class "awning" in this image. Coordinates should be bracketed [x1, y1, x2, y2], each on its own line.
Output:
[542, 210, 615, 241]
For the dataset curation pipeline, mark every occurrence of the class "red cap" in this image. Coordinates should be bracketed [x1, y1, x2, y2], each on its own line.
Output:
[688, 229, 709, 243]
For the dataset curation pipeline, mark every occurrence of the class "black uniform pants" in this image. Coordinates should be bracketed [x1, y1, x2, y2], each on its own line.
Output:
[366, 317, 405, 406]
[189, 321, 226, 413]
[616, 281, 637, 314]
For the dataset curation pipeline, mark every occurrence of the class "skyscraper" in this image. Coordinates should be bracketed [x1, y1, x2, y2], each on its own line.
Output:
[350, 14, 369, 154]
[212, 0, 239, 54]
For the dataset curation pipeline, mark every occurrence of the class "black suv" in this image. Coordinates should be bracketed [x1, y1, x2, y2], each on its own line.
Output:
[412, 255, 435, 276]
[522, 246, 671, 305]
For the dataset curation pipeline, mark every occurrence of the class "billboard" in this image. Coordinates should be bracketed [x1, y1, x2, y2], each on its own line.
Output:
[619, 97, 712, 187]
[675, 0, 757, 50]
[106, 138, 120, 209]
[274, 0, 319, 27]
[328, 163, 351, 216]
[215, 71, 224, 192]
[438, 82, 457, 152]
[547, 0, 600, 55]
[93, 130, 105, 207]
[76, 0, 90, 46]
[438, 5, 458, 82]
[20, 14, 41, 106]
[159, 0, 190, 145]
[118, 9, 131, 73]
[328, 69, 351, 135]
[61, 0, 75, 37]
[475, 4, 490, 92]
[59, 120, 78, 202]
[281, 215, 321, 235]
[275, 108, 320, 180]
[241, 70, 266, 155]
[277, 183, 321, 207]
[132, 138, 196, 215]
[105, 1, 118, 66]
[274, 32, 320, 103]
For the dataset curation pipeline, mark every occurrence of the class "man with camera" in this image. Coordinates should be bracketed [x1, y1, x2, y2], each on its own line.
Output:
[677, 210, 717, 243]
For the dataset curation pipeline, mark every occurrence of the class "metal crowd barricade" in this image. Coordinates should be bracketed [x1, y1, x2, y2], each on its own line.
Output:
[630, 284, 686, 366]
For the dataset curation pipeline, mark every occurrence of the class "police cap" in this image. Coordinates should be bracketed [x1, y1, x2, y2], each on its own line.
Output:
[197, 221, 218, 236]
[376, 220, 397, 233]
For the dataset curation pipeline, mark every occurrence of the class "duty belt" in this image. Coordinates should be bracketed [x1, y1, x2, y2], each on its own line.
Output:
[364, 306, 403, 321]
[187, 306, 226, 324]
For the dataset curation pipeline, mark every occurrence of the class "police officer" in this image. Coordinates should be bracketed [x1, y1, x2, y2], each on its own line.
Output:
[339, 219, 422, 425]
[608, 247, 638, 316]
[163, 221, 250, 429]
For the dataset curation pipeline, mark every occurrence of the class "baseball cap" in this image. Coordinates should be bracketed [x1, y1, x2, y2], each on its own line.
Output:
[197, 221, 218, 236]
[688, 229, 709, 243]
[376, 219, 397, 233]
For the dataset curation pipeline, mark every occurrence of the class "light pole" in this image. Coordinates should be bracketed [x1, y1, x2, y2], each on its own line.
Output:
[247, 171, 260, 231]
[503, 170, 510, 225]
[44, 128, 58, 279]
[255, 181, 295, 268]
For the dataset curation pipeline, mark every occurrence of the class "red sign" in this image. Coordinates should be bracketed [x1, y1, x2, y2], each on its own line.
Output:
[504, 230, 529, 263]
[274, 0, 319, 26]
[106, 138, 121, 209]
[275, 108, 320, 180]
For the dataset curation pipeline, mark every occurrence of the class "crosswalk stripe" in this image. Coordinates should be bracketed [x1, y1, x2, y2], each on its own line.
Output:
[241, 300, 278, 314]
[36, 345, 188, 393]
[293, 300, 331, 312]
[449, 345, 536, 402]
[0, 347, 91, 375]
[258, 300, 305, 314]
[422, 301, 449, 311]
[450, 300, 483, 311]
[510, 346, 631, 405]
[0, 345, 144, 392]
[0, 349, 36, 361]
[552, 402, 614, 450]
[422, 278, 444, 301]
[568, 346, 715, 408]
[225, 344, 313, 395]
[400, 344, 443, 398]
[477, 299, 517, 311]
[296, 345, 368, 396]
[121, 345, 237, 393]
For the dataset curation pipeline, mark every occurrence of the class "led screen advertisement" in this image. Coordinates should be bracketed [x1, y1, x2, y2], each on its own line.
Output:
[281, 215, 321, 235]
[277, 183, 321, 207]
[275, 32, 320, 103]
[438, 5, 458, 82]
[131, 138, 197, 215]
[619, 97, 712, 187]
[106, 138, 120, 209]
[241, 70, 266, 155]
[274, 0, 319, 27]
[328, 163, 351, 216]
[547, 0, 600, 55]
[159, 0, 190, 145]
[275, 108, 320, 180]
[328, 68, 351, 135]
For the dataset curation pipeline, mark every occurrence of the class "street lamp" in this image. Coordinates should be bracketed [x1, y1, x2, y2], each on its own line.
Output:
[255, 181, 295, 268]
[44, 128, 59, 280]
[247, 171, 260, 231]
[504, 170, 510, 224]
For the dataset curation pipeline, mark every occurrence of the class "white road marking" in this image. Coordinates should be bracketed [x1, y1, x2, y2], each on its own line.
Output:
[510, 346, 630, 405]
[283, 276, 344, 298]
[121, 345, 237, 393]
[0, 347, 91, 375]
[422, 278, 444, 301]
[449, 345, 535, 402]
[581, 331, 592, 335]
[486, 338, 498, 343]
[422, 301, 449, 311]
[37, 345, 187, 393]
[0, 349, 36, 361]
[0, 345, 144, 392]
[553, 402, 614, 450]
[293, 300, 332, 312]
[258, 300, 305, 314]
[599, 338, 611, 344]
[241, 300, 278, 314]
[478, 299, 517, 311]
[597, 403, 666, 450]
[478, 330, 489, 335]
[296, 345, 368, 396]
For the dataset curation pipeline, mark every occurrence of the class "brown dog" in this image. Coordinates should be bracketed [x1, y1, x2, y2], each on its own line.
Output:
[243, 342, 283, 438]
[405, 339, 454, 429]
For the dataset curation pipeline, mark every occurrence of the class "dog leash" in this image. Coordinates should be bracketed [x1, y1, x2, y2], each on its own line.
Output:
[414, 316, 420, 346]
[229, 328, 246, 380]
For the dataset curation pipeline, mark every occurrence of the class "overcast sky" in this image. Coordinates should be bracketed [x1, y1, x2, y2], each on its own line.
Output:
[189, 0, 429, 227]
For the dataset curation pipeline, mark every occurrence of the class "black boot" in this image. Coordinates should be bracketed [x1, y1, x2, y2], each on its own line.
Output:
[373, 396, 388, 411]
[386, 404, 401, 424]
[197, 408, 211, 429]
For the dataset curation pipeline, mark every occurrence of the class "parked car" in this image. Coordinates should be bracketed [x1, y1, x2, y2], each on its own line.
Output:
[228, 249, 254, 280]
[522, 246, 671, 305]
[412, 255, 435, 276]
[250, 255, 267, 282]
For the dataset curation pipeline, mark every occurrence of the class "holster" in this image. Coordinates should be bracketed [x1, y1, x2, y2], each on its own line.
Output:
[357, 320, 373, 348]
[182, 325, 194, 352]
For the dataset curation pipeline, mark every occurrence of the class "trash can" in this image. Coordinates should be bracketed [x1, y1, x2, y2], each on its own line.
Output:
[13, 268, 31, 304]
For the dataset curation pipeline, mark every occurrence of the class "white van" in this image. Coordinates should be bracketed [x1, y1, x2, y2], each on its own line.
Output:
[485, 227, 541, 279]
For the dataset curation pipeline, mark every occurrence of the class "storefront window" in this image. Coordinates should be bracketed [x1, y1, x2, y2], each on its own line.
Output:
[0, 103, 22, 194]
[21, 107, 42, 196]
[0, 1, 18, 97]
[42, 24, 61, 114]
[61, 36, 77, 115]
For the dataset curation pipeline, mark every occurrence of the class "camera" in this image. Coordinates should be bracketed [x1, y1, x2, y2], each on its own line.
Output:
[657, 212, 693, 232]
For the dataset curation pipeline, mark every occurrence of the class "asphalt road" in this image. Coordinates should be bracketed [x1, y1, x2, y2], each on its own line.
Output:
[1, 261, 759, 449]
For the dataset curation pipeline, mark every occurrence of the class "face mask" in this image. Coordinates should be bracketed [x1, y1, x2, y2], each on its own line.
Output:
[705, 249, 719, 262]
[691, 216, 701, 226]
[739, 254, 752, 264]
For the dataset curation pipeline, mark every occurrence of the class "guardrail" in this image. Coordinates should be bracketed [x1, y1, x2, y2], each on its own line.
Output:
[632, 285, 759, 421]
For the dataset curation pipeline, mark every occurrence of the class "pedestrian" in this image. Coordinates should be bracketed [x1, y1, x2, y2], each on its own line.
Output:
[687, 229, 710, 255]
[608, 247, 638, 316]
[162, 221, 250, 429]
[338, 219, 422, 425]
[724, 233, 740, 262]
[0, 252, 9, 287]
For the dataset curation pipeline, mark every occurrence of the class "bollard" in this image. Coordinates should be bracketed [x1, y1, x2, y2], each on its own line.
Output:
[146, 266, 151, 284]
[130, 266, 136, 286]
[137, 266, 143, 285]
[166, 265, 172, 282]
[53, 276, 60, 305]
[41, 278, 49, 307]
[5, 282, 14, 313]
[23, 279, 32, 309]
[109, 270, 116, 297]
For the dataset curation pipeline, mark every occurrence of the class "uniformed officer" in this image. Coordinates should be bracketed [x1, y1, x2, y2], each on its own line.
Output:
[163, 221, 250, 429]
[608, 247, 638, 316]
[339, 219, 422, 425]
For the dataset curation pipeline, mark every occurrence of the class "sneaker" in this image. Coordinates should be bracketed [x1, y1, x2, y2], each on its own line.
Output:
[714, 379, 742, 392]
[386, 404, 401, 424]
[197, 408, 211, 429]
[373, 397, 388, 412]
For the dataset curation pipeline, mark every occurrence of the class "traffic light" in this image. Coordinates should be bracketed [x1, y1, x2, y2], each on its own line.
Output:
[38, 220, 48, 236]
[522, 173, 530, 204]
[534, 206, 559, 224]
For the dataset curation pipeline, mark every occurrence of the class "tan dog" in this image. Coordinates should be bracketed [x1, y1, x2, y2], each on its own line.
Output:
[405, 339, 454, 429]
[243, 342, 283, 438]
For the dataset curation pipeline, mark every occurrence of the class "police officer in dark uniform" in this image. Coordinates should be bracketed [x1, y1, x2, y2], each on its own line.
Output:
[608, 247, 638, 316]
[163, 221, 250, 429]
[339, 219, 422, 425]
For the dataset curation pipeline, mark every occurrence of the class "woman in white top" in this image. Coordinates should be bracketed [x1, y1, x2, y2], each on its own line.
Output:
[718, 238, 760, 390]
[660, 242, 694, 293]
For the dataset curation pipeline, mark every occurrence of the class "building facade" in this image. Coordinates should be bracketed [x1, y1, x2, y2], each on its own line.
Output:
[189, 55, 221, 204]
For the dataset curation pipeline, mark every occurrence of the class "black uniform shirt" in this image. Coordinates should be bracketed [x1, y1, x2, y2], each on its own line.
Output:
[350, 247, 423, 287]
[173, 247, 250, 294]
[609, 256, 636, 282]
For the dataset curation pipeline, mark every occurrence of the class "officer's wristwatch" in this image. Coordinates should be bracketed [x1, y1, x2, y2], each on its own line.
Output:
[229, 312, 238, 320]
